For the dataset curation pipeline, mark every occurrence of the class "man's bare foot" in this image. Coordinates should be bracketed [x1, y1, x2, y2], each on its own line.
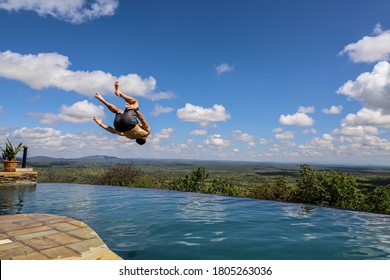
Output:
[95, 92, 104, 101]
[114, 81, 121, 96]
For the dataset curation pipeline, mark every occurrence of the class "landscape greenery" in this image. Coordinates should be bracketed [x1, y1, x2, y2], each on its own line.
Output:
[25, 156, 390, 214]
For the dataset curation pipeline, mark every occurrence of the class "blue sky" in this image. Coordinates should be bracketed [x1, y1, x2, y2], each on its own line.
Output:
[1, 0, 390, 165]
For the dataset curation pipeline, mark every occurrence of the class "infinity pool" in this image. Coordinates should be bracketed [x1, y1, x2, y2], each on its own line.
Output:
[1, 183, 389, 260]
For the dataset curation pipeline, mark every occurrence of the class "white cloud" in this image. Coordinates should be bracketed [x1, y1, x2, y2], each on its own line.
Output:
[190, 129, 207, 136]
[0, 50, 172, 100]
[337, 61, 390, 114]
[0, 0, 119, 24]
[301, 128, 317, 134]
[322, 105, 343, 115]
[298, 106, 315, 114]
[28, 100, 105, 124]
[154, 128, 174, 139]
[203, 134, 230, 147]
[333, 125, 379, 136]
[215, 63, 234, 75]
[177, 103, 231, 126]
[259, 138, 268, 145]
[150, 104, 174, 116]
[233, 132, 255, 142]
[279, 112, 314, 126]
[342, 108, 390, 128]
[275, 131, 295, 139]
[339, 26, 390, 63]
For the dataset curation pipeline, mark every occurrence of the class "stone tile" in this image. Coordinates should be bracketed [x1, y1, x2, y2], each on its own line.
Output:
[32, 214, 62, 222]
[41, 246, 80, 259]
[0, 241, 25, 252]
[66, 237, 104, 254]
[18, 220, 43, 228]
[45, 217, 73, 225]
[14, 230, 60, 241]
[50, 222, 80, 232]
[0, 238, 12, 245]
[0, 222, 23, 232]
[0, 215, 30, 223]
[47, 232, 82, 245]
[68, 227, 99, 240]
[67, 219, 88, 228]
[12, 251, 51, 260]
[7, 225, 52, 236]
[0, 244, 36, 259]
[0, 233, 10, 239]
[23, 236, 60, 251]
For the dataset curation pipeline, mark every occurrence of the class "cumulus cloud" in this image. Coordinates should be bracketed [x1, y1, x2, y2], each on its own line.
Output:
[337, 61, 390, 114]
[298, 106, 315, 114]
[0, 50, 172, 100]
[333, 125, 379, 136]
[322, 105, 343, 115]
[275, 131, 295, 139]
[203, 134, 230, 147]
[28, 100, 104, 124]
[150, 104, 174, 116]
[233, 132, 255, 142]
[0, 0, 119, 24]
[279, 112, 314, 126]
[342, 108, 390, 128]
[190, 129, 207, 136]
[339, 24, 390, 63]
[215, 63, 234, 75]
[177, 103, 231, 126]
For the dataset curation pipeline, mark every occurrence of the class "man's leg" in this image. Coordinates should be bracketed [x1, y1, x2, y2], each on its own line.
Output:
[115, 81, 139, 109]
[95, 92, 123, 114]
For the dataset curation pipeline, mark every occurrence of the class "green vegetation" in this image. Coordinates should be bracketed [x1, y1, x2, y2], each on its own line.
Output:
[1, 138, 23, 160]
[33, 159, 390, 214]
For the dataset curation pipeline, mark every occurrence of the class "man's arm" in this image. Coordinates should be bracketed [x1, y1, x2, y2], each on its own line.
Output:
[135, 110, 151, 134]
[93, 117, 124, 136]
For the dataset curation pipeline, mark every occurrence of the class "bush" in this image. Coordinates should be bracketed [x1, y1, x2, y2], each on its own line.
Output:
[295, 164, 363, 209]
[93, 163, 143, 187]
[365, 185, 390, 213]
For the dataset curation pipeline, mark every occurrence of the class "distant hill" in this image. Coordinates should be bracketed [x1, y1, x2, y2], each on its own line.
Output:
[28, 155, 131, 167]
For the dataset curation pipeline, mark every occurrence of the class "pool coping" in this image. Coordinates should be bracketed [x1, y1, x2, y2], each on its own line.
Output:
[0, 213, 122, 260]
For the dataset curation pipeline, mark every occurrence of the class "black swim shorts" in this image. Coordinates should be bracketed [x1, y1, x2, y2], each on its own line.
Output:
[113, 109, 138, 132]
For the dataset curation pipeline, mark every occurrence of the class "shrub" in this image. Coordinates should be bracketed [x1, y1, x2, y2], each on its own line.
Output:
[93, 163, 143, 186]
[295, 164, 363, 209]
[365, 185, 390, 213]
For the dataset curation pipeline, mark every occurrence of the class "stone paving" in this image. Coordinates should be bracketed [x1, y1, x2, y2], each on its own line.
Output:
[0, 213, 122, 260]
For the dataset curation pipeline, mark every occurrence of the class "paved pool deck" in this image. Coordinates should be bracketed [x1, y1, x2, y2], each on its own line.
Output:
[0, 214, 122, 260]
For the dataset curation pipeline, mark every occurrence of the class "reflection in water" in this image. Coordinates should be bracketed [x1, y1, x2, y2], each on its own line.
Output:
[0, 185, 36, 215]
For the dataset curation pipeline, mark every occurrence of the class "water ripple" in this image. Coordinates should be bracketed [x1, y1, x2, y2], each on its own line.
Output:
[1, 183, 390, 260]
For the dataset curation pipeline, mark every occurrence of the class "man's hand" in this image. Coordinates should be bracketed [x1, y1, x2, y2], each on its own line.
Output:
[93, 116, 103, 126]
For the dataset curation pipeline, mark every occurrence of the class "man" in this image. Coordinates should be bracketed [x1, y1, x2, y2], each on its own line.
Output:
[93, 81, 151, 145]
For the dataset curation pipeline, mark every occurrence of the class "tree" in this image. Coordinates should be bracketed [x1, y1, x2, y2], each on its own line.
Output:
[366, 185, 390, 213]
[296, 164, 363, 209]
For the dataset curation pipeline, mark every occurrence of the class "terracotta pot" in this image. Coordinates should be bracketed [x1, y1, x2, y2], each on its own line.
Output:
[3, 160, 19, 172]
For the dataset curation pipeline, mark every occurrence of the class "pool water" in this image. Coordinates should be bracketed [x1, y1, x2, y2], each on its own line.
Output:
[1, 183, 390, 260]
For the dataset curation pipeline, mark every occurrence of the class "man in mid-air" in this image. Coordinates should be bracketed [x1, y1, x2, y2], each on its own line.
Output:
[93, 81, 151, 145]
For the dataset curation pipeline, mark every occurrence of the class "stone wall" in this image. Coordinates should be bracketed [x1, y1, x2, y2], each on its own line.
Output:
[0, 171, 38, 186]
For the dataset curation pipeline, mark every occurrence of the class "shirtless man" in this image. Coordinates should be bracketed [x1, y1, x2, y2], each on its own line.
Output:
[93, 81, 151, 145]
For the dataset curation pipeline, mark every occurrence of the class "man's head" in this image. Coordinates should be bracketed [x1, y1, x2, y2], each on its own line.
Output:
[136, 138, 146, 145]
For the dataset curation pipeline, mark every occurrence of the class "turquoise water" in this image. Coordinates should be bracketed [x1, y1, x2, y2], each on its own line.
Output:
[1, 183, 390, 260]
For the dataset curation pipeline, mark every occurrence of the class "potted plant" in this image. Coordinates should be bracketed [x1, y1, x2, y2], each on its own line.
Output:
[1, 138, 23, 172]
